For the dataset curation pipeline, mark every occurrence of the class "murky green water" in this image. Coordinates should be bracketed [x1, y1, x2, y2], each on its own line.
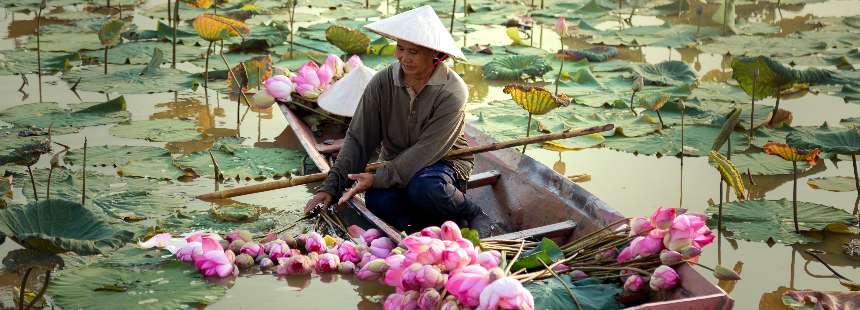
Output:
[0, 0, 858, 309]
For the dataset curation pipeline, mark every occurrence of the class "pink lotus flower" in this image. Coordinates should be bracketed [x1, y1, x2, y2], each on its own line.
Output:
[264, 239, 290, 260]
[316, 253, 341, 273]
[624, 275, 645, 292]
[362, 228, 383, 245]
[306, 232, 327, 254]
[552, 263, 571, 273]
[264, 75, 293, 101]
[370, 237, 396, 258]
[570, 270, 588, 281]
[440, 295, 460, 310]
[664, 214, 714, 253]
[259, 257, 274, 269]
[631, 235, 664, 258]
[660, 250, 684, 266]
[324, 54, 345, 78]
[338, 241, 361, 263]
[384, 290, 419, 310]
[228, 240, 245, 253]
[345, 55, 363, 73]
[415, 265, 446, 289]
[358, 252, 376, 268]
[555, 17, 569, 38]
[399, 263, 424, 291]
[403, 236, 444, 265]
[384, 255, 410, 287]
[594, 248, 617, 262]
[240, 241, 262, 258]
[445, 265, 491, 307]
[440, 221, 462, 241]
[630, 217, 653, 237]
[418, 288, 440, 310]
[651, 207, 676, 230]
[419, 226, 442, 239]
[340, 261, 356, 274]
[476, 250, 502, 269]
[138, 232, 172, 248]
[617, 246, 634, 263]
[650, 265, 680, 290]
[291, 62, 325, 99]
[357, 259, 388, 280]
[278, 255, 313, 276]
[477, 277, 535, 310]
[193, 238, 237, 278]
[684, 245, 702, 258]
[176, 243, 202, 262]
[441, 242, 470, 271]
[251, 92, 275, 109]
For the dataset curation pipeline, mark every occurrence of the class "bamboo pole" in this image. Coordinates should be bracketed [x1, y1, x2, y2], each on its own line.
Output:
[197, 124, 614, 199]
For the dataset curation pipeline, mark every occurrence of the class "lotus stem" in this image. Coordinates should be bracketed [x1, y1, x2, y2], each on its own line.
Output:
[522, 113, 532, 154]
[555, 38, 564, 96]
[396, 0, 400, 13]
[629, 91, 638, 116]
[35, 8, 42, 103]
[505, 240, 526, 274]
[172, 0, 178, 68]
[365, 0, 369, 8]
[104, 46, 108, 75]
[538, 258, 583, 310]
[25, 270, 50, 310]
[288, 0, 296, 59]
[540, 0, 544, 9]
[618, 0, 622, 9]
[26, 165, 37, 202]
[718, 177, 723, 264]
[769, 97, 781, 126]
[853, 154, 859, 194]
[680, 107, 685, 208]
[17, 267, 32, 310]
[204, 41, 212, 89]
[450, 0, 456, 35]
[692, 261, 715, 272]
[82, 137, 87, 205]
[678, 0, 683, 17]
[46, 166, 52, 200]
[656, 109, 665, 128]
[793, 160, 799, 233]
[722, 0, 728, 34]
[167, 0, 171, 24]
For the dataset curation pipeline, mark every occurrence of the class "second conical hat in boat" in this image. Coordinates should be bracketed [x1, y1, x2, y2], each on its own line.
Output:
[363, 5, 466, 61]
[318, 65, 378, 117]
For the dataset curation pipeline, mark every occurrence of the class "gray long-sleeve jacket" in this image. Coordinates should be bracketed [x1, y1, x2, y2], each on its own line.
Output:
[317, 62, 473, 198]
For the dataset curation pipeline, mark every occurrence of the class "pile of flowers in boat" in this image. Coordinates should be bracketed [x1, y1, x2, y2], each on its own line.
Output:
[140, 207, 733, 309]
[252, 53, 363, 107]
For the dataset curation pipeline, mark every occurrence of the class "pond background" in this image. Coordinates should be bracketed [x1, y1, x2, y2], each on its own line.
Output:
[0, 0, 858, 309]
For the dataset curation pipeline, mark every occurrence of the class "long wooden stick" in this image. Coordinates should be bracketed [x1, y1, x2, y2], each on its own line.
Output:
[196, 124, 614, 200]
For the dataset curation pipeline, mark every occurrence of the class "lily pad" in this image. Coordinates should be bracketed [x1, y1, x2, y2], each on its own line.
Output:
[0, 49, 81, 75]
[49, 261, 225, 310]
[325, 25, 370, 55]
[161, 209, 300, 235]
[0, 97, 129, 134]
[631, 60, 697, 86]
[510, 238, 564, 271]
[22, 32, 103, 52]
[0, 199, 134, 255]
[62, 65, 194, 94]
[807, 176, 857, 192]
[525, 276, 622, 310]
[110, 119, 202, 142]
[65, 145, 187, 180]
[729, 152, 811, 176]
[706, 199, 855, 244]
[210, 203, 262, 223]
[786, 124, 860, 156]
[603, 125, 747, 156]
[174, 138, 305, 179]
[81, 41, 202, 65]
[482, 55, 553, 81]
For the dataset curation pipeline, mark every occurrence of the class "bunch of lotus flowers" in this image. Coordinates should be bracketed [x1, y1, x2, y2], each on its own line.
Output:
[617, 207, 716, 292]
[267, 54, 364, 100]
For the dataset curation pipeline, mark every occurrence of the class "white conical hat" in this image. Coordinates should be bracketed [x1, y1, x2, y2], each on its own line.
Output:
[364, 5, 467, 61]
[318, 65, 378, 117]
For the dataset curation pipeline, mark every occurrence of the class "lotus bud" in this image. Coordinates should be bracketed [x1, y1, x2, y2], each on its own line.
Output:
[259, 257, 274, 269]
[337, 241, 361, 263]
[307, 252, 320, 265]
[224, 249, 236, 264]
[370, 237, 396, 258]
[339, 261, 356, 274]
[263, 75, 293, 101]
[440, 295, 460, 310]
[420, 226, 442, 239]
[570, 269, 588, 281]
[440, 221, 463, 241]
[225, 230, 252, 243]
[632, 75, 644, 93]
[649, 265, 680, 290]
[367, 259, 389, 273]
[416, 265, 446, 289]
[362, 228, 382, 245]
[240, 242, 262, 258]
[630, 217, 653, 237]
[306, 232, 327, 254]
[228, 239, 246, 253]
[282, 234, 298, 249]
[660, 250, 685, 266]
[345, 55, 364, 73]
[324, 54, 345, 78]
[650, 207, 676, 230]
[316, 253, 341, 273]
[552, 263, 571, 273]
[554, 17, 569, 38]
[418, 288, 441, 310]
[261, 231, 278, 244]
[476, 250, 502, 269]
[683, 245, 702, 258]
[347, 225, 365, 239]
[623, 274, 645, 292]
[390, 247, 404, 256]
[357, 252, 375, 268]
[384, 291, 419, 310]
[295, 233, 308, 250]
[594, 248, 617, 262]
[279, 255, 313, 276]
[251, 92, 275, 109]
[617, 246, 634, 263]
[219, 239, 229, 249]
[487, 267, 506, 283]
[264, 239, 290, 260]
[445, 265, 491, 307]
[236, 253, 255, 269]
[356, 261, 385, 281]
[477, 277, 535, 310]
[714, 265, 741, 281]
[442, 245, 470, 271]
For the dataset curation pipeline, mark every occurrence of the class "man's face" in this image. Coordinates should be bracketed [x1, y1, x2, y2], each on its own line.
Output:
[394, 40, 435, 76]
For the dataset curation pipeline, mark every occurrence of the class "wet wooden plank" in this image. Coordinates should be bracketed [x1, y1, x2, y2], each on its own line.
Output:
[467, 170, 500, 189]
[484, 220, 577, 241]
[279, 103, 330, 171]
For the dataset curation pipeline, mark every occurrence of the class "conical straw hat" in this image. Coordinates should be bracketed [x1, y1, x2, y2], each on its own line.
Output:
[318, 65, 378, 117]
[364, 5, 466, 61]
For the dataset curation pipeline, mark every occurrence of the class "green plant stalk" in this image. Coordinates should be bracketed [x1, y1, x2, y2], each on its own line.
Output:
[680, 107, 685, 208]
[82, 137, 87, 205]
[656, 109, 665, 128]
[678, 0, 683, 17]
[26, 165, 37, 202]
[629, 91, 638, 116]
[46, 166, 52, 200]
[769, 97, 781, 126]
[853, 154, 860, 194]
[172, 0, 178, 68]
[36, 8, 42, 103]
[288, 0, 296, 59]
[104, 46, 108, 75]
[722, 0, 728, 34]
[167, 0, 171, 24]
[793, 160, 799, 233]
[204, 41, 212, 89]
[365, 0, 369, 8]
[555, 38, 564, 95]
[718, 176, 723, 265]
[522, 113, 532, 154]
[25, 270, 50, 310]
[750, 75, 756, 144]
[17, 267, 32, 310]
[450, 0, 456, 35]
[538, 258, 583, 310]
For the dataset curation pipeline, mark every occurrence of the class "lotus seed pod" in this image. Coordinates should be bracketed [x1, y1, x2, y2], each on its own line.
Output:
[229, 240, 246, 253]
[339, 261, 356, 274]
[259, 257, 274, 269]
[236, 253, 255, 269]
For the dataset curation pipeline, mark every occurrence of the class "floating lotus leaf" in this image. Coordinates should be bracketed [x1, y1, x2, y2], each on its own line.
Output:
[559, 46, 618, 62]
[525, 275, 622, 310]
[22, 32, 102, 52]
[637, 92, 670, 112]
[0, 199, 134, 255]
[0, 128, 44, 165]
[174, 138, 305, 179]
[763, 142, 821, 165]
[161, 209, 301, 235]
[503, 84, 570, 115]
[603, 125, 747, 156]
[483, 55, 553, 81]
[631, 60, 697, 86]
[49, 261, 225, 310]
[807, 176, 856, 192]
[110, 119, 201, 142]
[732, 56, 841, 99]
[62, 65, 194, 94]
[729, 153, 811, 176]
[65, 145, 187, 180]
[187, 0, 213, 9]
[542, 134, 605, 151]
[8, 140, 51, 166]
[2, 249, 64, 271]
[210, 203, 262, 223]
[82, 41, 200, 65]
[786, 124, 860, 156]
[706, 199, 855, 244]
[0, 97, 129, 134]
[193, 14, 250, 42]
[0, 50, 80, 75]
[98, 19, 128, 47]
[325, 25, 370, 55]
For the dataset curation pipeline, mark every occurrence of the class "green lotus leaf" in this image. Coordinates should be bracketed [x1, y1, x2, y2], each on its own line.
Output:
[723, 153, 811, 176]
[786, 124, 860, 155]
[65, 145, 187, 180]
[62, 65, 194, 94]
[510, 238, 564, 271]
[49, 261, 225, 310]
[0, 0, 87, 11]
[161, 208, 302, 235]
[2, 248, 64, 271]
[603, 125, 747, 156]
[99, 20, 128, 47]
[110, 119, 202, 142]
[560, 46, 618, 62]
[525, 275, 622, 310]
[210, 202, 262, 223]
[174, 138, 305, 179]
[0, 128, 46, 166]
[0, 199, 134, 255]
[482, 55, 553, 81]
[0, 49, 81, 75]
[503, 84, 570, 115]
[807, 176, 856, 192]
[81, 41, 201, 65]
[706, 199, 855, 244]
[732, 56, 841, 99]
[631, 60, 697, 86]
[0, 96, 129, 134]
[325, 25, 370, 55]
[22, 32, 102, 52]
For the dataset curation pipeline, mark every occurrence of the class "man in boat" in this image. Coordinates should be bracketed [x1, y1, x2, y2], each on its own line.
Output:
[304, 6, 493, 234]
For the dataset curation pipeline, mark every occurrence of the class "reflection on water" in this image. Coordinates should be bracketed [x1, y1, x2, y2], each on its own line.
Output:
[209, 273, 392, 310]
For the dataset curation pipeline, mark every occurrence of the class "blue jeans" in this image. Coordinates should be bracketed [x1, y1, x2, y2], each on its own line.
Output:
[365, 162, 478, 232]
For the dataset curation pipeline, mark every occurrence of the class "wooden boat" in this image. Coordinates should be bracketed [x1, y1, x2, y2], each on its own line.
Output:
[277, 99, 734, 309]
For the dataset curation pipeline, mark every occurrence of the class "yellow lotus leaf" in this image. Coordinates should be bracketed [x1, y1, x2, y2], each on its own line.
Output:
[506, 27, 525, 45]
[763, 142, 821, 166]
[192, 14, 251, 42]
[708, 150, 746, 201]
[186, 0, 213, 9]
[503, 84, 570, 115]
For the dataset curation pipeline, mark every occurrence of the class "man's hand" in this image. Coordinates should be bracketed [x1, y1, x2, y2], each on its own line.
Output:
[304, 192, 333, 214]
[338, 173, 374, 205]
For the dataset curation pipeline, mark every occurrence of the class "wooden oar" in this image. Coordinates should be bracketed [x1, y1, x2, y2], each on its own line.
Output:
[196, 124, 614, 200]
